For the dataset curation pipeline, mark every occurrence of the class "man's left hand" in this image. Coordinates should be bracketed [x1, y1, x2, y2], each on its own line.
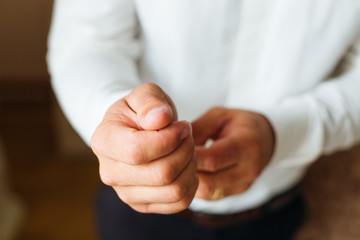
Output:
[192, 107, 275, 200]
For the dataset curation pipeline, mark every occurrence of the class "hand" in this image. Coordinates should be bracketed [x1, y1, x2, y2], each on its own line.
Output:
[192, 107, 275, 200]
[91, 83, 198, 214]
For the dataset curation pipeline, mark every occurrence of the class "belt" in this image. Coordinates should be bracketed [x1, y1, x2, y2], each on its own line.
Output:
[177, 185, 301, 229]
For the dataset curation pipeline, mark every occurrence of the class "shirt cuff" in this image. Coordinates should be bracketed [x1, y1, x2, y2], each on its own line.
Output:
[259, 95, 324, 168]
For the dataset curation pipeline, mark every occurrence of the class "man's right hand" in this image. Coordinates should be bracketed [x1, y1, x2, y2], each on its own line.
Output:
[91, 83, 198, 214]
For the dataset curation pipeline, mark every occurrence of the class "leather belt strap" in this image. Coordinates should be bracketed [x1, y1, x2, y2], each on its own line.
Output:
[177, 185, 301, 229]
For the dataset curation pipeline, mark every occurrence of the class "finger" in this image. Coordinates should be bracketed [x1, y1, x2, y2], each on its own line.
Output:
[130, 176, 199, 214]
[126, 82, 177, 130]
[195, 160, 260, 200]
[101, 99, 140, 129]
[195, 175, 251, 201]
[191, 107, 230, 145]
[115, 156, 197, 204]
[99, 135, 194, 186]
[92, 120, 191, 165]
[195, 134, 242, 172]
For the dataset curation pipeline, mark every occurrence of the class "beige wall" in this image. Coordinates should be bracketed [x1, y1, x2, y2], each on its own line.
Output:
[0, 0, 54, 81]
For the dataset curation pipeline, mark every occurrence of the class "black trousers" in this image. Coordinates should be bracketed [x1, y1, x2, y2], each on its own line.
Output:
[96, 185, 305, 240]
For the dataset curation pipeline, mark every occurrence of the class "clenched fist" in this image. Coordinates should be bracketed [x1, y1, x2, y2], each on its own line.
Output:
[91, 83, 198, 214]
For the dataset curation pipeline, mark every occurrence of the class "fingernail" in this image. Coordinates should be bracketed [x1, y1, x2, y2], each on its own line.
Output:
[145, 107, 169, 120]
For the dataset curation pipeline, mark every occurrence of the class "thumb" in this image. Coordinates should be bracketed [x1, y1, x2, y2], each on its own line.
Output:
[191, 107, 229, 145]
[126, 83, 177, 130]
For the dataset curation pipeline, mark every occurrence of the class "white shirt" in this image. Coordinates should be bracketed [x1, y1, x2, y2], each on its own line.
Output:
[48, 0, 360, 214]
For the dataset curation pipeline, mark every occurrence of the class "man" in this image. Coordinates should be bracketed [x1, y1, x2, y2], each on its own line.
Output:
[48, 0, 360, 239]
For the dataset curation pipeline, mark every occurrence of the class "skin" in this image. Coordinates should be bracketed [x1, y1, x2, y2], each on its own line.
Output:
[192, 107, 275, 200]
[91, 83, 275, 214]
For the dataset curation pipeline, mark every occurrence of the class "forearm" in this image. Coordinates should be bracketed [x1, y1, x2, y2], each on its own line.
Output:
[262, 41, 360, 167]
[48, 0, 139, 144]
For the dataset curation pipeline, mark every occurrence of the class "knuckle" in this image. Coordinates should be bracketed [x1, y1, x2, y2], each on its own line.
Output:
[158, 132, 178, 155]
[171, 182, 187, 201]
[99, 167, 116, 186]
[132, 82, 159, 97]
[115, 188, 131, 204]
[119, 194, 130, 205]
[143, 94, 162, 107]
[155, 162, 177, 186]
[141, 82, 160, 91]
[141, 83, 166, 104]
[132, 204, 150, 214]
[127, 137, 146, 165]
[178, 196, 192, 210]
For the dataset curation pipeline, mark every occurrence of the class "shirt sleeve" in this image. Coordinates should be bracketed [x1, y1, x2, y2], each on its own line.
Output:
[47, 0, 140, 145]
[262, 36, 360, 168]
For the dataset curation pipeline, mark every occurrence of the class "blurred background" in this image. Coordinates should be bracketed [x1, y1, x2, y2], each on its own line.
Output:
[0, 1, 99, 239]
[0, 1, 360, 240]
